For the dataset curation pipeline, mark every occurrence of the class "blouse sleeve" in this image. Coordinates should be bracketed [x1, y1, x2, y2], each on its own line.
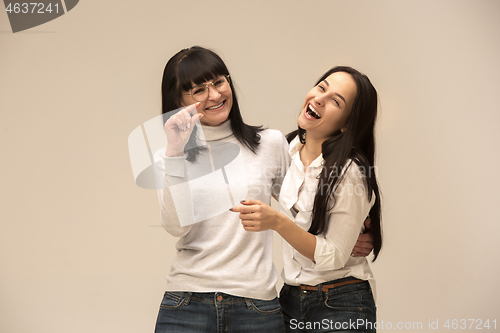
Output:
[153, 149, 193, 237]
[313, 163, 374, 271]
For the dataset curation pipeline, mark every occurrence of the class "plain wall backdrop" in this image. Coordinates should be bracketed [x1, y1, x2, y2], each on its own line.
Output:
[1, 0, 499, 332]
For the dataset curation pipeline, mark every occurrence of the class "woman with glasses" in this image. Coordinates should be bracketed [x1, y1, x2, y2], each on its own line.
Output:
[154, 46, 290, 333]
[154, 46, 374, 332]
[231, 67, 382, 332]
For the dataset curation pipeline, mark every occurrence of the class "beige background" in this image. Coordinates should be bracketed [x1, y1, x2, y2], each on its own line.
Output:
[1, 0, 499, 332]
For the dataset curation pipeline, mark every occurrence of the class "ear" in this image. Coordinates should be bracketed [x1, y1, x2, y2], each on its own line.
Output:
[341, 127, 347, 133]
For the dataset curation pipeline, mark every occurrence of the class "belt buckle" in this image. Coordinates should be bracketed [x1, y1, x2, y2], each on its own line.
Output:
[300, 278, 364, 294]
[299, 285, 317, 294]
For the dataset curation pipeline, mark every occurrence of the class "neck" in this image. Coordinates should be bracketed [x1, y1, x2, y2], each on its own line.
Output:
[300, 134, 324, 169]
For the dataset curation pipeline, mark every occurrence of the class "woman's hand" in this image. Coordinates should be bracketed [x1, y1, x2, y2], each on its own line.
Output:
[230, 200, 284, 232]
[232, 199, 317, 261]
[164, 102, 203, 157]
[351, 217, 374, 257]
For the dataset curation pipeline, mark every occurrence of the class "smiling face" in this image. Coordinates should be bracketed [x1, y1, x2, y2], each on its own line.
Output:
[298, 71, 358, 141]
[180, 76, 233, 127]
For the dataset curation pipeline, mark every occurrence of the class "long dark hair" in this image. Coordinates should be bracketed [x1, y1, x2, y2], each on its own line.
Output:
[161, 46, 262, 161]
[286, 66, 382, 260]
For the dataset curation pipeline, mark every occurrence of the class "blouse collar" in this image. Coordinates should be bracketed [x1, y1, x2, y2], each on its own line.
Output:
[289, 136, 324, 170]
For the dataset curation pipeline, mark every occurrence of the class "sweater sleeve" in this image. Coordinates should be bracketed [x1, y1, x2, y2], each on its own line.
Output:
[153, 149, 193, 237]
[313, 164, 374, 271]
[271, 132, 291, 201]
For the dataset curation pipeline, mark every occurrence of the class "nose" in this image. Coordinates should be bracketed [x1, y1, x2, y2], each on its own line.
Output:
[314, 94, 326, 105]
[207, 83, 221, 100]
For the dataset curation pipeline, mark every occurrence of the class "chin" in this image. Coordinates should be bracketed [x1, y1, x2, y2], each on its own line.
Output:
[205, 114, 230, 126]
[297, 116, 308, 130]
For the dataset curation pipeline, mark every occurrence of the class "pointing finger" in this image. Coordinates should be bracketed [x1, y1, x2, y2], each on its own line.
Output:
[230, 205, 258, 214]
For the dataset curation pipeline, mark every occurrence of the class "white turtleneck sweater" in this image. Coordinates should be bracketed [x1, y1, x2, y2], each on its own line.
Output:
[153, 120, 290, 300]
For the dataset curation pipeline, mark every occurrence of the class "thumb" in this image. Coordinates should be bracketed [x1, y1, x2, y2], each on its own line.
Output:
[190, 112, 204, 127]
[185, 102, 201, 114]
[364, 217, 372, 230]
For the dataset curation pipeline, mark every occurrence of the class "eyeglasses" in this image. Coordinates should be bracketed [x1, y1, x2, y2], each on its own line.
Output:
[183, 75, 231, 102]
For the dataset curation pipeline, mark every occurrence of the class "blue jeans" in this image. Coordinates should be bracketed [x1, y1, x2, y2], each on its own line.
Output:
[154, 291, 285, 333]
[279, 277, 376, 332]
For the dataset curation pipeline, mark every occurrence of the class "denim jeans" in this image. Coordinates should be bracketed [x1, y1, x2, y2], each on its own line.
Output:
[154, 291, 285, 333]
[279, 277, 376, 332]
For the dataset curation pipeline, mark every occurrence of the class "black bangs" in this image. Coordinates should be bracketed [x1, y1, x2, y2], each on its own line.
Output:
[177, 51, 229, 92]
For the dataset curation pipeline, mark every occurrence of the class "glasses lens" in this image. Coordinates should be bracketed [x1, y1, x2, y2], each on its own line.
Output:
[213, 76, 230, 92]
[190, 85, 208, 102]
[189, 76, 230, 102]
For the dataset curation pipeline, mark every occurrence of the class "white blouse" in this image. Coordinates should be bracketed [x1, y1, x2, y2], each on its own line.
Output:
[279, 136, 377, 300]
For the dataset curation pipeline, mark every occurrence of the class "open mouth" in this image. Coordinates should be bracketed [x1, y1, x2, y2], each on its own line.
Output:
[306, 104, 321, 119]
[206, 100, 225, 110]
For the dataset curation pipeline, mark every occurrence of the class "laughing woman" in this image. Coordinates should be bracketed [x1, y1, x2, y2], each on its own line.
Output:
[232, 66, 382, 332]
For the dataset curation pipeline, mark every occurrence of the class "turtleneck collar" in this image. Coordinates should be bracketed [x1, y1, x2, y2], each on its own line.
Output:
[200, 119, 234, 142]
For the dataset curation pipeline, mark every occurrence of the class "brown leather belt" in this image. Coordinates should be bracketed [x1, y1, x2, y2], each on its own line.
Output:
[299, 278, 364, 293]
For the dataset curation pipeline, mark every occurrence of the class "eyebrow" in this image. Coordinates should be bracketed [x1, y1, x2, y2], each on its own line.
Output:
[192, 75, 222, 88]
[323, 79, 346, 105]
